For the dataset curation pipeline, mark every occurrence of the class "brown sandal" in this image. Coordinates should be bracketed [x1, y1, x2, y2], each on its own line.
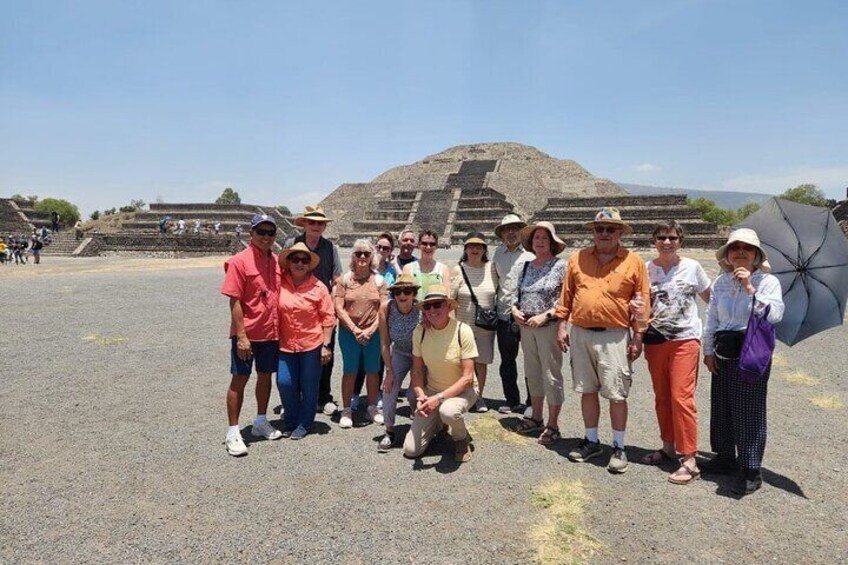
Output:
[640, 449, 675, 465]
[668, 464, 701, 485]
[512, 417, 543, 434]
[537, 426, 561, 445]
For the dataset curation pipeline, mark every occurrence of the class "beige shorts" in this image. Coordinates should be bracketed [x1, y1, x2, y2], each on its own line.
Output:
[570, 325, 633, 401]
[471, 325, 495, 365]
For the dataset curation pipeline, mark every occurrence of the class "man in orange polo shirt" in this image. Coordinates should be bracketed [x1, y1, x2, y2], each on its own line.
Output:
[556, 208, 649, 474]
[220, 214, 284, 456]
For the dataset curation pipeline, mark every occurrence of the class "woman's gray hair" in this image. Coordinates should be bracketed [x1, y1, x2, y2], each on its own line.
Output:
[349, 238, 380, 271]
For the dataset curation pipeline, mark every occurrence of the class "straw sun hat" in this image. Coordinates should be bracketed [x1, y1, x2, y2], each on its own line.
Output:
[278, 242, 320, 271]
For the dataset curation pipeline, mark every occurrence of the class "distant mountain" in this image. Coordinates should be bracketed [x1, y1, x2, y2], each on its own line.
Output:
[618, 183, 773, 210]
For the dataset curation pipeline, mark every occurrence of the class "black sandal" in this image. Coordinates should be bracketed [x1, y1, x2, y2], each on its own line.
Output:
[537, 426, 561, 445]
[512, 417, 543, 434]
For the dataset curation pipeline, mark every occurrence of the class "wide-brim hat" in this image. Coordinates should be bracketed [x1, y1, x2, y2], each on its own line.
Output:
[294, 205, 333, 227]
[416, 284, 458, 311]
[389, 273, 421, 292]
[715, 228, 771, 273]
[494, 214, 527, 238]
[520, 221, 567, 255]
[583, 207, 633, 235]
[463, 231, 488, 247]
[278, 242, 320, 271]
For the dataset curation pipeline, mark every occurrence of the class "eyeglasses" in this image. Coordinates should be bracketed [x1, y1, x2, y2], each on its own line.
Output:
[392, 288, 416, 297]
[419, 241, 437, 247]
[254, 227, 277, 237]
[376, 245, 392, 252]
[422, 300, 446, 311]
[353, 251, 372, 258]
[593, 226, 619, 235]
[288, 255, 311, 265]
[655, 235, 680, 242]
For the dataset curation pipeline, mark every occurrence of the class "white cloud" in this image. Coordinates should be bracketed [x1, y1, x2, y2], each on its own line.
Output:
[719, 166, 848, 199]
[634, 163, 661, 173]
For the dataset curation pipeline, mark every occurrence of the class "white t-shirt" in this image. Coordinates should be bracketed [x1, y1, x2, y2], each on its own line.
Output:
[646, 257, 711, 341]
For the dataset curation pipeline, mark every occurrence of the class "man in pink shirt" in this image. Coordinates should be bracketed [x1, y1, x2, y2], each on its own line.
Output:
[220, 214, 284, 456]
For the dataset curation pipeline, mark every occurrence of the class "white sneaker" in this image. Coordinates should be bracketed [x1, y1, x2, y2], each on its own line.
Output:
[252, 419, 283, 440]
[367, 405, 384, 425]
[474, 397, 489, 413]
[523, 405, 534, 419]
[225, 432, 248, 457]
[339, 408, 353, 429]
[323, 401, 338, 415]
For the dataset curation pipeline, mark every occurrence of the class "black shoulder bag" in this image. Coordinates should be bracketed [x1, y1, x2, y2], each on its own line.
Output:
[460, 265, 499, 331]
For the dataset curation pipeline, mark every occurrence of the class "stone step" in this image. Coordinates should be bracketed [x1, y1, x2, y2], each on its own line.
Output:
[449, 233, 727, 248]
[370, 210, 414, 221]
[454, 207, 516, 220]
[377, 200, 416, 210]
[457, 198, 511, 208]
[458, 188, 506, 200]
[546, 220, 717, 234]
[535, 206, 700, 221]
[352, 220, 408, 232]
[546, 194, 689, 208]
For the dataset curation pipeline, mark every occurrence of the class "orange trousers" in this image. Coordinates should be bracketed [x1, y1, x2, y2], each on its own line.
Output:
[644, 338, 700, 455]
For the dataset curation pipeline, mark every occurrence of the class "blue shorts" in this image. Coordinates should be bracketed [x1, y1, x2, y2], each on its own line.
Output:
[230, 337, 279, 376]
[338, 327, 382, 374]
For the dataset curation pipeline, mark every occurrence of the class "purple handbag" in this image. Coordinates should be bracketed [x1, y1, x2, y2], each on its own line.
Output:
[739, 295, 776, 383]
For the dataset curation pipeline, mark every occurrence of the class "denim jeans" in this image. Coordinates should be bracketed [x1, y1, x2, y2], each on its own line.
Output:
[382, 348, 416, 428]
[277, 346, 322, 431]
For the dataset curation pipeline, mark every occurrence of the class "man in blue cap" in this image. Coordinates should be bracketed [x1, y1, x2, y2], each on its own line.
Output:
[220, 214, 283, 456]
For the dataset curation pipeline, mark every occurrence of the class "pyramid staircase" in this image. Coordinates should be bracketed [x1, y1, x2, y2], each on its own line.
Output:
[0, 199, 33, 235]
[337, 160, 515, 247]
[532, 194, 725, 248]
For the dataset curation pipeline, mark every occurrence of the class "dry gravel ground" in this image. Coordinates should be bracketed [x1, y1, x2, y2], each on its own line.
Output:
[2, 251, 847, 564]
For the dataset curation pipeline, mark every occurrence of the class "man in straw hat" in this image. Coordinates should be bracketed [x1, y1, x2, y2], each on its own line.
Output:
[285, 205, 343, 415]
[555, 207, 650, 473]
[492, 213, 533, 414]
[220, 214, 284, 456]
[403, 285, 479, 463]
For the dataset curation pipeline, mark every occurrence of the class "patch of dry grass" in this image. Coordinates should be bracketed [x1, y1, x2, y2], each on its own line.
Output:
[783, 371, 820, 386]
[82, 335, 129, 345]
[771, 354, 789, 369]
[529, 480, 601, 564]
[467, 414, 530, 445]
[810, 395, 844, 410]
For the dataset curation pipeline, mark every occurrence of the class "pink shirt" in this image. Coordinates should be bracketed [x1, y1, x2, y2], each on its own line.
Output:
[221, 244, 281, 341]
[279, 273, 337, 353]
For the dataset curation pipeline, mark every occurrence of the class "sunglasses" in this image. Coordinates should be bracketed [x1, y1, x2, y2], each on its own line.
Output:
[419, 241, 437, 247]
[254, 227, 277, 237]
[353, 251, 372, 258]
[728, 243, 755, 252]
[288, 255, 311, 265]
[655, 235, 680, 242]
[593, 226, 619, 235]
[376, 245, 392, 252]
[392, 288, 416, 297]
[305, 219, 325, 226]
[422, 300, 446, 311]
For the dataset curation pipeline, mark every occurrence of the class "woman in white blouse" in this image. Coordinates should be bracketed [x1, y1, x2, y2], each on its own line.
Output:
[702, 228, 784, 496]
[452, 232, 499, 412]
[637, 221, 711, 485]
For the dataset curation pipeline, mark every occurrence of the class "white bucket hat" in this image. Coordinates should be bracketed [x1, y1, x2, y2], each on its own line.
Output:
[716, 228, 771, 273]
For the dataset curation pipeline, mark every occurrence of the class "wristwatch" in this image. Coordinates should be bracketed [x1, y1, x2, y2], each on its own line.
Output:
[436, 393, 445, 404]
[545, 311, 555, 321]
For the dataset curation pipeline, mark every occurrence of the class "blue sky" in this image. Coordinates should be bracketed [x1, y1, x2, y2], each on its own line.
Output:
[2, 0, 846, 215]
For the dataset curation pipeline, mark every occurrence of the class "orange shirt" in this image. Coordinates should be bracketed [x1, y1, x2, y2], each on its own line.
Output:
[221, 244, 281, 341]
[556, 246, 649, 332]
[278, 273, 337, 353]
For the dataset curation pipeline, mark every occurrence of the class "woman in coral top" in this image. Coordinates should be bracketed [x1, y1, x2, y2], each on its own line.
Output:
[277, 242, 336, 440]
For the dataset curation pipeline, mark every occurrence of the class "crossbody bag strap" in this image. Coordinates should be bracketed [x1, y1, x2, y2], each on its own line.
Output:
[516, 261, 530, 305]
[459, 265, 480, 306]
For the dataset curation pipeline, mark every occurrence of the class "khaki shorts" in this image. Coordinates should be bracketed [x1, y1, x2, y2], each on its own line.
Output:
[569, 325, 633, 401]
[471, 325, 495, 365]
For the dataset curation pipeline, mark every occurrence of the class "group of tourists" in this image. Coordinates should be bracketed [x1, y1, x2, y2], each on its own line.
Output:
[221, 204, 784, 496]
[1, 229, 49, 265]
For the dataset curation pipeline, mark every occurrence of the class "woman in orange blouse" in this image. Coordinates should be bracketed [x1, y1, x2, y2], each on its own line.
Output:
[277, 242, 337, 440]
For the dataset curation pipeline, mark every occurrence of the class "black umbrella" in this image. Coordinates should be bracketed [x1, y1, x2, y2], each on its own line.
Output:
[737, 198, 848, 346]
